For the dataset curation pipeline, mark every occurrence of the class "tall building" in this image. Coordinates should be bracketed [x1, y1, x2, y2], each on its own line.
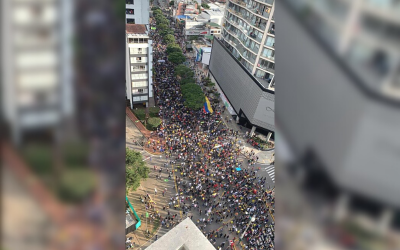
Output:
[208, 0, 275, 138]
[284, 0, 400, 99]
[1, 0, 73, 145]
[126, 24, 153, 109]
[126, 0, 150, 24]
[222, 0, 275, 90]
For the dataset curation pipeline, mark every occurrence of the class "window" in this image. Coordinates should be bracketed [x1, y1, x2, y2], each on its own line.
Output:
[126, 9, 134, 14]
[265, 36, 275, 47]
[137, 57, 142, 62]
[262, 48, 274, 60]
[127, 18, 135, 24]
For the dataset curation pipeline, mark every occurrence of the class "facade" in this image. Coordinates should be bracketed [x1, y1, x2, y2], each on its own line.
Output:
[126, 24, 153, 108]
[146, 218, 216, 250]
[222, 0, 275, 90]
[284, 0, 400, 99]
[126, 0, 150, 24]
[1, 0, 73, 145]
[278, 0, 400, 234]
[209, 39, 274, 139]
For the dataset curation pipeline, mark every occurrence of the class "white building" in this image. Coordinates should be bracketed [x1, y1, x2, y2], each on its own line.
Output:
[1, 0, 73, 145]
[126, 24, 153, 108]
[126, 0, 149, 24]
[146, 218, 216, 250]
[197, 9, 225, 26]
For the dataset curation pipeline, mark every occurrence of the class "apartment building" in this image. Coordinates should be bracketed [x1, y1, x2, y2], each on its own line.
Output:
[126, 0, 149, 24]
[126, 24, 153, 108]
[222, 0, 275, 90]
[1, 0, 73, 145]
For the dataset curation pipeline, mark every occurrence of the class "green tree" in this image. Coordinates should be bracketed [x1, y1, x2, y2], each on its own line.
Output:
[168, 52, 186, 64]
[126, 148, 150, 193]
[201, 3, 210, 9]
[146, 117, 162, 130]
[164, 34, 175, 44]
[166, 43, 182, 54]
[174, 65, 194, 79]
[169, 0, 175, 5]
[181, 83, 205, 109]
[160, 28, 173, 37]
[152, 7, 161, 11]
[180, 77, 195, 85]
[157, 23, 168, 31]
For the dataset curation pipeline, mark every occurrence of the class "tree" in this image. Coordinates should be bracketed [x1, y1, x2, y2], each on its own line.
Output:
[168, 52, 186, 64]
[174, 65, 194, 79]
[152, 7, 161, 11]
[201, 3, 210, 9]
[169, 0, 175, 6]
[181, 83, 205, 109]
[147, 117, 162, 131]
[157, 23, 168, 31]
[160, 28, 173, 37]
[126, 148, 150, 193]
[166, 43, 182, 54]
[164, 34, 175, 44]
[180, 77, 195, 85]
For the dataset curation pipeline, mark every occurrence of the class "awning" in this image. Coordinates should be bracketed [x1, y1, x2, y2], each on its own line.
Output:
[205, 35, 214, 40]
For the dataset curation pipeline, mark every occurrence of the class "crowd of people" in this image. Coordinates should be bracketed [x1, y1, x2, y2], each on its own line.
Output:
[147, 12, 275, 250]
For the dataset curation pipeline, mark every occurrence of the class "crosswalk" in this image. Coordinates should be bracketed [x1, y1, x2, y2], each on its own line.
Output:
[264, 165, 275, 183]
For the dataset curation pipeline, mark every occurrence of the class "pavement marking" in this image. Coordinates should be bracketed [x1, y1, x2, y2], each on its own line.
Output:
[264, 165, 275, 183]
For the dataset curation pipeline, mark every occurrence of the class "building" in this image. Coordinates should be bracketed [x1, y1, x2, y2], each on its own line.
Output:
[146, 218, 216, 250]
[223, 0, 275, 89]
[126, 24, 154, 108]
[197, 9, 225, 26]
[1, 0, 73, 145]
[208, 0, 275, 138]
[126, 0, 150, 24]
[278, 0, 400, 235]
[209, 38, 274, 139]
[192, 40, 212, 69]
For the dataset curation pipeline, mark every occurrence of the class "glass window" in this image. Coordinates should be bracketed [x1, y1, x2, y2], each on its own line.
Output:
[265, 36, 275, 47]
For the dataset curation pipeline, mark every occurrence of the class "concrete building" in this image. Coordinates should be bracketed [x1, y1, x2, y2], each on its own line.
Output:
[146, 218, 216, 250]
[278, 0, 400, 235]
[283, 0, 400, 99]
[126, 24, 154, 108]
[197, 9, 225, 26]
[209, 38, 274, 139]
[126, 0, 150, 24]
[1, 0, 73, 145]
[223, 0, 275, 90]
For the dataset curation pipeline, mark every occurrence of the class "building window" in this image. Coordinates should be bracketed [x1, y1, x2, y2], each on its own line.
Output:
[261, 48, 275, 60]
[127, 18, 135, 24]
[137, 57, 142, 62]
[126, 0, 134, 4]
[126, 9, 134, 14]
[265, 36, 275, 47]
[138, 89, 144, 93]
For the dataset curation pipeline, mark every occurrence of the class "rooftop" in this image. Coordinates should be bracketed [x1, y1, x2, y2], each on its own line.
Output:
[126, 24, 147, 34]
[146, 218, 216, 250]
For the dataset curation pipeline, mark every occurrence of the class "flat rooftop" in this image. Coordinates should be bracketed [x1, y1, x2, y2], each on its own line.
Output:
[146, 218, 216, 250]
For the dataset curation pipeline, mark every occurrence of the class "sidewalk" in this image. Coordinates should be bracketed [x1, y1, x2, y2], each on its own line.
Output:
[126, 107, 165, 155]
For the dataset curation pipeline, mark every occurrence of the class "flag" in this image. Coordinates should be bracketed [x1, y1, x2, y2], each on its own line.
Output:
[203, 97, 213, 114]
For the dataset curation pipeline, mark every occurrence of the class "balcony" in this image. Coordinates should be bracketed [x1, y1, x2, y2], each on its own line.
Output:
[126, 0, 134, 4]
[126, 9, 134, 14]
[268, 23, 275, 35]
